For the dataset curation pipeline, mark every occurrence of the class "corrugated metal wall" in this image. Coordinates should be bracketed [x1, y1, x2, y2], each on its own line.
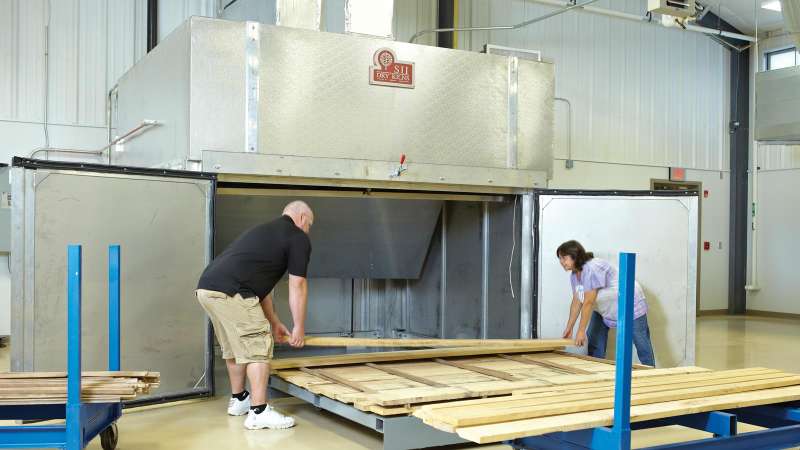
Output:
[158, 0, 215, 42]
[759, 144, 800, 170]
[456, 0, 731, 172]
[0, 0, 147, 162]
[0, 0, 146, 126]
[394, 0, 437, 44]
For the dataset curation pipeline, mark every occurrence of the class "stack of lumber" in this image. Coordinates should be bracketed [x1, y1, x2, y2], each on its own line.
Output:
[274, 348, 668, 416]
[273, 345, 800, 444]
[414, 367, 800, 444]
[0, 371, 160, 405]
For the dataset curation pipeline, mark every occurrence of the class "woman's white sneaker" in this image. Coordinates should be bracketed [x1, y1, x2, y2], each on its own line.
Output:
[244, 406, 296, 430]
[227, 396, 251, 416]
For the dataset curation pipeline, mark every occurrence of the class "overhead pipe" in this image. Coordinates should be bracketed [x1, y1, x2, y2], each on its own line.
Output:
[746, 0, 760, 293]
[554, 97, 573, 169]
[410, 0, 601, 43]
[410, 0, 756, 44]
[30, 120, 160, 161]
[107, 84, 119, 164]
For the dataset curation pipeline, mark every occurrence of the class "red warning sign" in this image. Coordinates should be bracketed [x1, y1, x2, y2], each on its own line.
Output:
[370, 48, 415, 89]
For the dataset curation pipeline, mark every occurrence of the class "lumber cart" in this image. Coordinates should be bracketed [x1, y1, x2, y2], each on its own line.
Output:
[0, 245, 122, 449]
[507, 253, 800, 450]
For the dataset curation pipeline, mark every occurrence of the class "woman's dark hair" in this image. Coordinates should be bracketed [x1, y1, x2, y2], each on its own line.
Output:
[556, 240, 594, 270]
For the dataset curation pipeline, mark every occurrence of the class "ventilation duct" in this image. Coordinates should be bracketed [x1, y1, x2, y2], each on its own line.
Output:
[345, 0, 394, 39]
[220, 0, 396, 38]
[275, 0, 322, 30]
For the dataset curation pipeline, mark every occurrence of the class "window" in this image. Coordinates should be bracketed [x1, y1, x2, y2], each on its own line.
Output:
[765, 47, 800, 70]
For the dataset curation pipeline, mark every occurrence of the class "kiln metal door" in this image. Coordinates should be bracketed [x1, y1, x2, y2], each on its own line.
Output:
[13, 165, 214, 402]
[534, 193, 698, 367]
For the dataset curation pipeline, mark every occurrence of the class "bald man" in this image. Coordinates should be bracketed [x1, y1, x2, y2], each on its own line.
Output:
[196, 201, 313, 430]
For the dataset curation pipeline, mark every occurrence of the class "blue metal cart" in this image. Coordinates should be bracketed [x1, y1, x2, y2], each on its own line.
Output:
[0, 245, 123, 449]
[506, 252, 800, 450]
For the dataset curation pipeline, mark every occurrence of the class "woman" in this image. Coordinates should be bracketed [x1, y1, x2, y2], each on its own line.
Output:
[557, 240, 656, 367]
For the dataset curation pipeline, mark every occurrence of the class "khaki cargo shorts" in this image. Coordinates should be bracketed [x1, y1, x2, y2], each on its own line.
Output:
[196, 289, 274, 364]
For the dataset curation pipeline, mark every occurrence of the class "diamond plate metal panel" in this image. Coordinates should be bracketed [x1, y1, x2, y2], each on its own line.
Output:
[257, 25, 520, 169]
[518, 60, 555, 174]
[116, 17, 555, 187]
[189, 17, 247, 160]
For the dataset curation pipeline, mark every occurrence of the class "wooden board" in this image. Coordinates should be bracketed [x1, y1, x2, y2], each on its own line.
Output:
[365, 363, 451, 388]
[271, 345, 569, 370]
[418, 372, 800, 427]
[433, 359, 520, 381]
[0, 371, 160, 405]
[499, 354, 594, 375]
[455, 385, 800, 443]
[302, 337, 573, 348]
[0, 371, 159, 379]
[554, 350, 653, 370]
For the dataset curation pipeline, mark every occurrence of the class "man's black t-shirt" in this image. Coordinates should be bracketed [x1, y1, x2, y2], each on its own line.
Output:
[197, 215, 311, 300]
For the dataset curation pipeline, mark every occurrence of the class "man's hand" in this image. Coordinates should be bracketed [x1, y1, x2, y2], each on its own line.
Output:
[574, 329, 587, 347]
[289, 326, 305, 348]
[271, 321, 291, 344]
[562, 325, 573, 339]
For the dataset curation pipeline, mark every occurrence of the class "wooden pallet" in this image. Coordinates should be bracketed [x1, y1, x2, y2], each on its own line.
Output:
[273, 350, 699, 415]
[0, 371, 160, 405]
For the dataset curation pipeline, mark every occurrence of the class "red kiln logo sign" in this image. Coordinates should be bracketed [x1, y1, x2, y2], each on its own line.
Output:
[370, 48, 415, 89]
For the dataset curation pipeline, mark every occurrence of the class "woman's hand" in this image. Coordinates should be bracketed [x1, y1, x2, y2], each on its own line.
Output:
[574, 329, 587, 347]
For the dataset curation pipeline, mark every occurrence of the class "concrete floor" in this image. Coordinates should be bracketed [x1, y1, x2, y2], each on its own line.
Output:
[1, 315, 799, 449]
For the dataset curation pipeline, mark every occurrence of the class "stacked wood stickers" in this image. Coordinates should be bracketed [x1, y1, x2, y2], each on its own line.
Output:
[274, 350, 668, 416]
[0, 371, 160, 405]
[415, 367, 800, 444]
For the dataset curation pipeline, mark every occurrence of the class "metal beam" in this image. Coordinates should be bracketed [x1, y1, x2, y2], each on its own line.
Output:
[481, 202, 490, 339]
[147, 0, 158, 52]
[699, 11, 751, 314]
[520, 194, 533, 338]
[436, 0, 454, 48]
[727, 43, 750, 315]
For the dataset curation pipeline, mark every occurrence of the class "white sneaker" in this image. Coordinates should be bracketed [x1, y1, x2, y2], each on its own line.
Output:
[244, 406, 296, 430]
[227, 395, 251, 416]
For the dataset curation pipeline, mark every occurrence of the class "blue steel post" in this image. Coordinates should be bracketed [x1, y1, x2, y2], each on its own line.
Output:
[66, 245, 83, 450]
[612, 252, 636, 450]
[108, 245, 121, 371]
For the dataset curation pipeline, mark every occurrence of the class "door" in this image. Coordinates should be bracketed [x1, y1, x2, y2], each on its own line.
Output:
[11, 159, 214, 402]
[534, 191, 699, 367]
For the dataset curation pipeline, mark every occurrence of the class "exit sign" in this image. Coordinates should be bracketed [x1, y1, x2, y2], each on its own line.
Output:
[669, 167, 686, 181]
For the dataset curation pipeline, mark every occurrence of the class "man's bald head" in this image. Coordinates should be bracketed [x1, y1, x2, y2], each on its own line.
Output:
[283, 200, 314, 234]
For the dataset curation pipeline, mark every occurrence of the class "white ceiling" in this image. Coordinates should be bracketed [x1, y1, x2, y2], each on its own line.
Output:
[701, 0, 785, 35]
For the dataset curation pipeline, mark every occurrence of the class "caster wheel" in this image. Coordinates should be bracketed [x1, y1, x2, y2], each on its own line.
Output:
[100, 423, 119, 450]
